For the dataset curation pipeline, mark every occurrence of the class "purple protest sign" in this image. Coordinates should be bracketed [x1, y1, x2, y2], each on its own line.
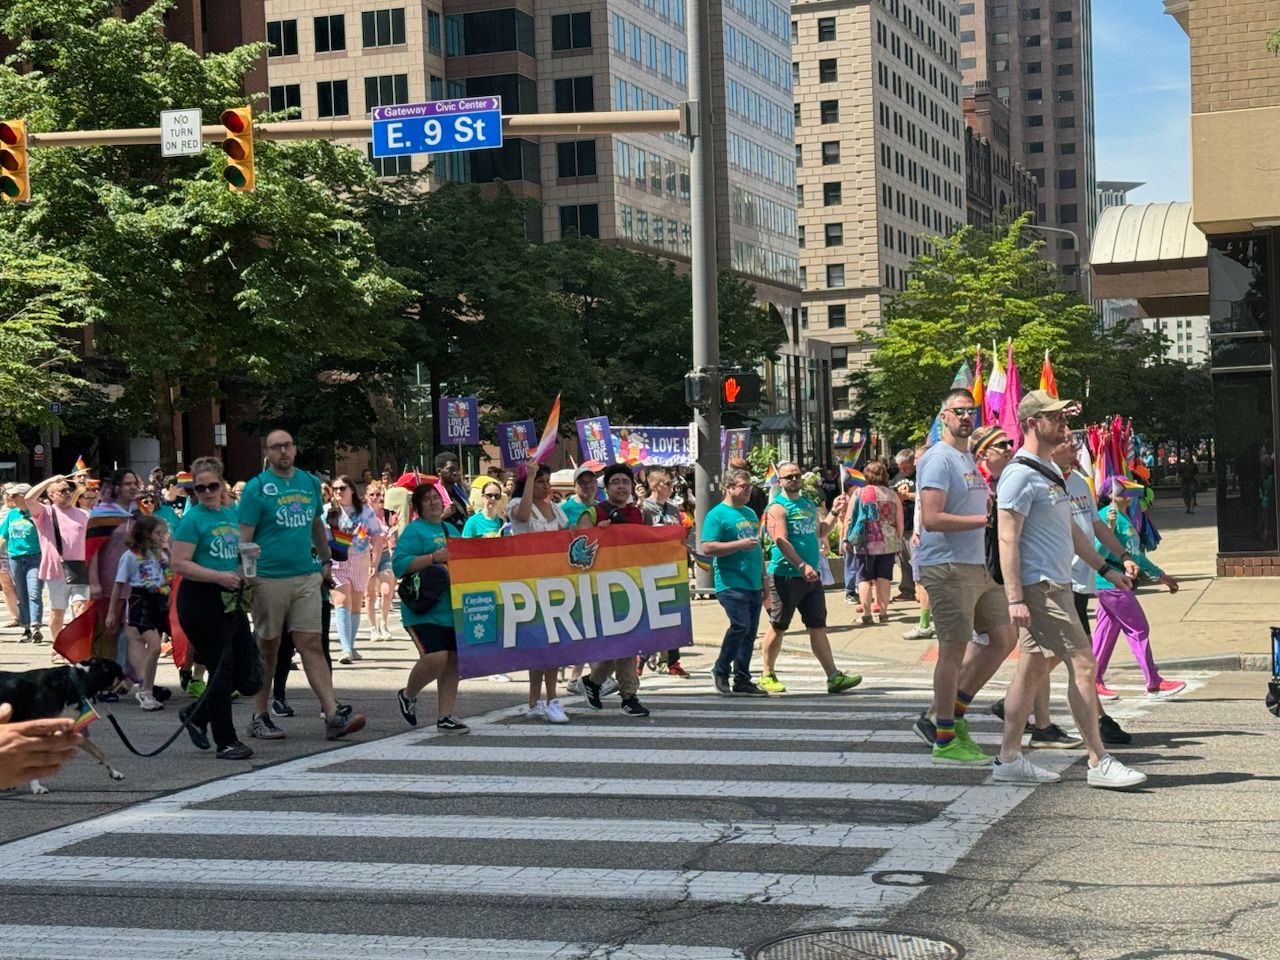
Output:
[722, 428, 751, 467]
[576, 416, 616, 464]
[438, 396, 479, 446]
[497, 419, 537, 468]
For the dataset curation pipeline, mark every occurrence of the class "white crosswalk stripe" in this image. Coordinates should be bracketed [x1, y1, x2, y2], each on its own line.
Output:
[0, 656, 1210, 957]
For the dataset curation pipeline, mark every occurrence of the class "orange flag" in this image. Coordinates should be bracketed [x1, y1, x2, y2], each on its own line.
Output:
[1039, 349, 1058, 398]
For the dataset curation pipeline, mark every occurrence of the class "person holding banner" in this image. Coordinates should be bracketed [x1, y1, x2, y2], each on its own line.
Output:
[395, 483, 468, 733]
[756, 463, 863, 696]
[560, 466, 600, 527]
[434, 453, 472, 534]
[701, 467, 768, 696]
[640, 466, 691, 678]
[509, 462, 571, 723]
[577, 463, 651, 717]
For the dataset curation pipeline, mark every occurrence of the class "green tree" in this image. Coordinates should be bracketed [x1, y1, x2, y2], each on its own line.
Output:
[0, 0, 411, 467]
[866, 216, 1106, 443]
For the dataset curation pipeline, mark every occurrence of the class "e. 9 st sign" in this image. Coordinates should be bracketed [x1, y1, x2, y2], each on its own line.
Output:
[371, 97, 503, 158]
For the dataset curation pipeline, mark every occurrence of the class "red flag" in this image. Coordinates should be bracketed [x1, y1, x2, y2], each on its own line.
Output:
[168, 576, 193, 669]
[1039, 349, 1058, 398]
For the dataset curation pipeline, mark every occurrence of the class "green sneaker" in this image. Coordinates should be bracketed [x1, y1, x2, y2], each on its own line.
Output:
[186, 679, 207, 698]
[931, 737, 991, 765]
[826, 671, 863, 694]
[954, 716, 981, 753]
[757, 672, 787, 694]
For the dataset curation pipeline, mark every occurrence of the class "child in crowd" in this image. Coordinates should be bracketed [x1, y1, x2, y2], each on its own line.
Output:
[106, 515, 172, 711]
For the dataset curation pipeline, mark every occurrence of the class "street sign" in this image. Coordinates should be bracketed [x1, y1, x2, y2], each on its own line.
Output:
[160, 109, 203, 158]
[48, 401, 61, 416]
[370, 97, 502, 159]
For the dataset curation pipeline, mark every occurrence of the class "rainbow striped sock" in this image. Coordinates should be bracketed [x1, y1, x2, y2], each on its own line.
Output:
[954, 689, 974, 719]
[935, 717, 955, 748]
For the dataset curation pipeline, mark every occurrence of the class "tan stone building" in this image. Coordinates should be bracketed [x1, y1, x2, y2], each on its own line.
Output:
[792, 0, 967, 416]
[958, 0, 1095, 291]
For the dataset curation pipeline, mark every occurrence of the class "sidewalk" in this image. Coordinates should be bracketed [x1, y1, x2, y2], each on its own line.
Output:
[687, 499, 1276, 673]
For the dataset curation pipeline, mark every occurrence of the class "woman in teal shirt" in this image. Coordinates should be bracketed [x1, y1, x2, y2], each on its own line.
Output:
[393, 483, 468, 734]
[169, 457, 257, 760]
[1, 486, 43, 642]
[461, 481, 505, 538]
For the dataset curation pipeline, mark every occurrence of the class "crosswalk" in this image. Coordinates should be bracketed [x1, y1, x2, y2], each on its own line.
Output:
[0, 653, 1214, 959]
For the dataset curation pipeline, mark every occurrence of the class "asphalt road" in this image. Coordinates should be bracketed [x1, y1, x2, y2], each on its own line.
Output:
[0, 633, 1275, 959]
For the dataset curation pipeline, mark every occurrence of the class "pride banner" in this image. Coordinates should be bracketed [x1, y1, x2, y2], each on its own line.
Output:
[576, 416, 616, 464]
[448, 525, 692, 679]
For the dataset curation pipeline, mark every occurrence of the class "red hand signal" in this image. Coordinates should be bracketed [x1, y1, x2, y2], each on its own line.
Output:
[723, 377, 741, 404]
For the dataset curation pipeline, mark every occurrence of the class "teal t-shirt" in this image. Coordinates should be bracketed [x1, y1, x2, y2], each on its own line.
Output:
[561, 497, 594, 527]
[155, 503, 182, 530]
[237, 468, 322, 579]
[0, 508, 41, 557]
[392, 518, 452, 627]
[767, 494, 822, 577]
[173, 504, 242, 573]
[701, 501, 762, 593]
[462, 513, 503, 538]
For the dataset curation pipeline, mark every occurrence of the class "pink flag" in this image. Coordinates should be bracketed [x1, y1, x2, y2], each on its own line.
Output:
[529, 394, 562, 464]
[985, 339, 1006, 426]
[998, 341, 1023, 448]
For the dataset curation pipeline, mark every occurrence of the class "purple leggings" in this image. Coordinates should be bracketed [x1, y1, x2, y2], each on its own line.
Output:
[1092, 589, 1162, 688]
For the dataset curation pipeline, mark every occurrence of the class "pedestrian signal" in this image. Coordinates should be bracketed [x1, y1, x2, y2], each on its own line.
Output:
[0, 120, 30, 203]
[220, 107, 255, 192]
[719, 371, 761, 408]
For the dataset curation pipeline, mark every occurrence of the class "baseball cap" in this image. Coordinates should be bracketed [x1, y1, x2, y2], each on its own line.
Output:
[969, 425, 1011, 456]
[6, 482, 31, 496]
[1017, 389, 1076, 421]
[573, 466, 598, 482]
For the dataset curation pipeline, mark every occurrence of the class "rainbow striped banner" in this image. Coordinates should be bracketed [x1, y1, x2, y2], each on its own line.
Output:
[448, 525, 692, 679]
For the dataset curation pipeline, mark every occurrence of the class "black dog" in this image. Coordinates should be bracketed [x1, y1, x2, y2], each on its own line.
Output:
[0, 658, 129, 794]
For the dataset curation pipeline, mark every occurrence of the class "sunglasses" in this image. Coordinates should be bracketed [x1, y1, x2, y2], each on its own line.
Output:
[332, 484, 349, 491]
[945, 406, 980, 418]
[140, 497, 156, 504]
[779, 473, 802, 481]
[192, 482, 222, 494]
[990, 440, 1013, 451]
[483, 492, 502, 500]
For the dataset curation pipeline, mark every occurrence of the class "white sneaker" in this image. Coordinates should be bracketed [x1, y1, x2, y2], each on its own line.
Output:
[902, 624, 936, 640]
[521, 700, 548, 720]
[565, 678, 584, 696]
[600, 677, 620, 697]
[489, 673, 512, 683]
[544, 699, 570, 723]
[992, 753, 1061, 784]
[135, 690, 164, 712]
[1087, 754, 1147, 790]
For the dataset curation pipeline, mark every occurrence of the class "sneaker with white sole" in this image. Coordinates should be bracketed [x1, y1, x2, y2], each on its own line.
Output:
[1146, 679, 1186, 700]
[488, 673, 512, 683]
[135, 690, 163, 711]
[600, 677, 620, 697]
[902, 624, 935, 641]
[1087, 754, 1147, 790]
[249, 712, 286, 740]
[1095, 681, 1120, 701]
[521, 700, 548, 720]
[565, 678, 584, 696]
[992, 753, 1061, 784]
[544, 699, 570, 723]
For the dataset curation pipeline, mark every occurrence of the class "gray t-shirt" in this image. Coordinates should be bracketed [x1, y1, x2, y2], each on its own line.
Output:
[1065, 470, 1098, 595]
[996, 454, 1074, 586]
[914, 442, 989, 568]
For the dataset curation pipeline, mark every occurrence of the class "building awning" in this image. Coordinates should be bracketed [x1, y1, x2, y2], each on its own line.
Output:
[1089, 201, 1208, 318]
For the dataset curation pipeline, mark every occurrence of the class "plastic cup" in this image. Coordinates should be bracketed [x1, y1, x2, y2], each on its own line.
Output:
[240, 542, 261, 579]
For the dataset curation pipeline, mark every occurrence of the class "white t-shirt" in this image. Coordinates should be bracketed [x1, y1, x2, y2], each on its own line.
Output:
[1065, 470, 1098, 594]
[914, 442, 989, 568]
[507, 497, 568, 534]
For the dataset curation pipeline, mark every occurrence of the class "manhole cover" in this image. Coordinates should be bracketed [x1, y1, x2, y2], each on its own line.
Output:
[750, 928, 963, 960]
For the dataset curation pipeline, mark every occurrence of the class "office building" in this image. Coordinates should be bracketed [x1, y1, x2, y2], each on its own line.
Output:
[958, 0, 1095, 290]
[792, 0, 967, 417]
[963, 82, 1037, 225]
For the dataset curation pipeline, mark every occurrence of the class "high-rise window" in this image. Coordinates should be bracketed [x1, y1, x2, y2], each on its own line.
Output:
[824, 223, 843, 246]
[367, 144, 411, 177]
[1057, 203, 1078, 224]
[1026, 88, 1042, 100]
[1025, 34, 1040, 46]
[831, 346, 848, 369]
[823, 181, 842, 205]
[317, 80, 349, 117]
[1054, 9, 1073, 21]
[314, 15, 345, 53]
[1057, 63, 1074, 76]
[427, 10, 442, 50]
[556, 139, 597, 177]
[1027, 141, 1044, 153]
[363, 8, 406, 48]
[826, 264, 845, 288]
[820, 100, 839, 123]
[821, 142, 840, 164]
[818, 16, 837, 41]
[1056, 37, 1073, 49]
[266, 19, 298, 57]
[1026, 115, 1044, 127]
[1055, 115, 1075, 129]
[1025, 60, 1041, 73]
[828, 305, 846, 328]
[269, 84, 301, 117]
[794, 102, 802, 126]
[819, 59, 838, 82]
[1057, 169, 1077, 189]
[365, 73, 410, 113]
[554, 76, 595, 111]
[559, 203, 600, 237]
[551, 12, 592, 51]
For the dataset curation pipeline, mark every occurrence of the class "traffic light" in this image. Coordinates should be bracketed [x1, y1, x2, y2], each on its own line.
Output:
[219, 107, 254, 192]
[720, 371, 761, 409]
[0, 119, 30, 203]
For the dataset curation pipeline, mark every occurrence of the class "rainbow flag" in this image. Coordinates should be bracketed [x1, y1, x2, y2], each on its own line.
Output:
[1039, 348, 1059, 398]
[761, 464, 779, 488]
[843, 464, 866, 487]
[447, 525, 692, 679]
[331, 529, 354, 548]
[692, 552, 713, 573]
[54, 511, 131, 663]
[971, 347, 985, 427]
[176, 471, 193, 485]
[72, 455, 89, 474]
[529, 394, 562, 464]
[1114, 477, 1145, 494]
[73, 704, 98, 732]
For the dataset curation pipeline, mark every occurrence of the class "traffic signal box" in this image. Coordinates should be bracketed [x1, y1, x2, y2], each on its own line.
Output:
[720, 371, 762, 409]
[220, 107, 254, 192]
[0, 120, 30, 203]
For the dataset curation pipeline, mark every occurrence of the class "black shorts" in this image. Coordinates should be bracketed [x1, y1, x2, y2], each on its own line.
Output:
[408, 622, 457, 655]
[767, 575, 827, 631]
[126, 591, 169, 633]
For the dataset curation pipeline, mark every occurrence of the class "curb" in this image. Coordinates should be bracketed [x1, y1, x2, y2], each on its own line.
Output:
[1157, 652, 1272, 672]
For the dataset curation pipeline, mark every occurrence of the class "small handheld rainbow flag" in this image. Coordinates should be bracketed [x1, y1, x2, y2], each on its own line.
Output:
[842, 463, 866, 487]
[762, 464, 779, 488]
[73, 704, 98, 732]
[72, 455, 89, 474]
[330, 529, 354, 548]
[1114, 477, 1145, 494]
[692, 552, 713, 573]
[529, 394, 562, 464]
[176, 471, 193, 485]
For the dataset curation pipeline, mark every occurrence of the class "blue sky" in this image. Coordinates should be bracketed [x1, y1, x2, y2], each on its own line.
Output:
[1093, 0, 1191, 203]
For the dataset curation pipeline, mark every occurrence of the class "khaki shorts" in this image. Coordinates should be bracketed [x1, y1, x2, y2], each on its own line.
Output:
[918, 563, 1010, 645]
[252, 572, 323, 639]
[1020, 580, 1092, 659]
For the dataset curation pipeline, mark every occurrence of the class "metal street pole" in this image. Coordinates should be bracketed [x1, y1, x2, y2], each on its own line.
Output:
[686, 0, 719, 593]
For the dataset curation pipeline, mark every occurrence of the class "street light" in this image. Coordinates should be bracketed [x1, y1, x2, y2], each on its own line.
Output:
[1024, 222, 1088, 272]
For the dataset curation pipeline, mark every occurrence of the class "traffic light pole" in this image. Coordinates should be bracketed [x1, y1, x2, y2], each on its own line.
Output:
[686, 0, 719, 595]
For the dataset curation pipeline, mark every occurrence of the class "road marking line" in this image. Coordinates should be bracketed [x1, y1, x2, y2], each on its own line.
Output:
[0, 926, 744, 960]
